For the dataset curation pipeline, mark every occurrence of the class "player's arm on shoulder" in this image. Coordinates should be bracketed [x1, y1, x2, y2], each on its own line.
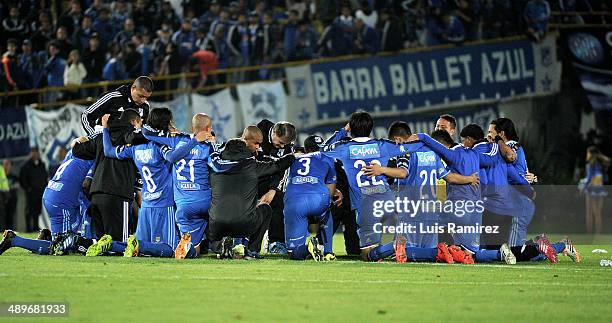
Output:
[363, 162, 407, 179]
[72, 135, 98, 160]
[102, 128, 131, 159]
[141, 124, 179, 147]
[255, 154, 296, 178]
[417, 133, 460, 166]
[494, 136, 516, 162]
[162, 138, 198, 163]
[444, 172, 479, 187]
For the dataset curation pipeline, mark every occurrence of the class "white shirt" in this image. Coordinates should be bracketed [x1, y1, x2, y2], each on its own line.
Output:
[64, 62, 87, 86]
[355, 10, 378, 29]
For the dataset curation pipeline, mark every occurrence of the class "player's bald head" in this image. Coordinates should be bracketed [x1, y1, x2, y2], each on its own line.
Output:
[192, 113, 212, 133]
[242, 125, 262, 141]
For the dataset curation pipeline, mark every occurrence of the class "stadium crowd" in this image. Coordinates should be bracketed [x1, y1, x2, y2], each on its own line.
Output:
[1, 0, 608, 100]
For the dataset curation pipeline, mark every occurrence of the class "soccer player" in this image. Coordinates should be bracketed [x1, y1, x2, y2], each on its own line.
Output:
[320, 111, 454, 263]
[88, 109, 185, 258]
[0, 149, 94, 256]
[284, 135, 339, 261]
[409, 128, 516, 264]
[142, 113, 216, 259]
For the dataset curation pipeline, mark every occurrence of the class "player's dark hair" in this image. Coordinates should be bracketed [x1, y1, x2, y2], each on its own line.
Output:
[120, 108, 141, 123]
[439, 114, 457, 129]
[273, 122, 297, 145]
[431, 130, 454, 146]
[133, 76, 154, 92]
[491, 118, 519, 141]
[349, 111, 374, 137]
[147, 107, 173, 132]
[388, 121, 411, 139]
[460, 124, 485, 140]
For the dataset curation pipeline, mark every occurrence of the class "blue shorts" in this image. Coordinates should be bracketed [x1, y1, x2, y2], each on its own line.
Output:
[43, 200, 81, 237]
[136, 206, 179, 248]
[175, 200, 211, 247]
[356, 191, 398, 248]
[284, 193, 330, 251]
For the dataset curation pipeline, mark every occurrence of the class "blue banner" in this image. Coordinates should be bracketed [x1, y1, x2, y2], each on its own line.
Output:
[289, 37, 559, 126]
[0, 107, 30, 158]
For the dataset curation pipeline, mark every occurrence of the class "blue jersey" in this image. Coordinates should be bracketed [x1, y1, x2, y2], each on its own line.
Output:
[285, 152, 337, 196]
[142, 127, 214, 204]
[507, 140, 528, 177]
[418, 134, 481, 201]
[401, 146, 450, 200]
[43, 151, 94, 208]
[322, 137, 424, 210]
[102, 129, 174, 208]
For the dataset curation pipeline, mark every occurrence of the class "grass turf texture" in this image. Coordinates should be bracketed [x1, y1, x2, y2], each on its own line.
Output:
[1, 234, 611, 322]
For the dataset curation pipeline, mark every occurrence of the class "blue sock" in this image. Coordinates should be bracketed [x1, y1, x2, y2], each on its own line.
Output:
[186, 243, 198, 258]
[138, 241, 174, 258]
[406, 246, 437, 261]
[290, 245, 309, 260]
[552, 242, 565, 254]
[12, 236, 51, 255]
[110, 241, 126, 253]
[474, 249, 501, 263]
[319, 211, 334, 254]
[367, 242, 395, 261]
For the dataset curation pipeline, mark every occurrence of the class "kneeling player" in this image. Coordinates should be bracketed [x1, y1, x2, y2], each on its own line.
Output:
[284, 135, 339, 261]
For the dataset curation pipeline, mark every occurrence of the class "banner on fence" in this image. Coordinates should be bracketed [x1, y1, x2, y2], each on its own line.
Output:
[0, 107, 30, 158]
[236, 81, 287, 127]
[192, 89, 240, 141]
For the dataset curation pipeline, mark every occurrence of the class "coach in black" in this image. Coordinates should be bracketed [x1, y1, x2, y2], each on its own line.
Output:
[208, 138, 295, 259]
[256, 119, 297, 253]
[81, 76, 152, 136]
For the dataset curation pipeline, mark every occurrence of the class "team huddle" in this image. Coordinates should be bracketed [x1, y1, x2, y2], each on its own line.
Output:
[0, 77, 582, 265]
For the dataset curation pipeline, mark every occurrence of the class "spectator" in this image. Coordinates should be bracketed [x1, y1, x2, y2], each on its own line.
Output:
[55, 26, 75, 60]
[481, 0, 506, 39]
[248, 13, 265, 79]
[111, 0, 131, 27]
[441, 12, 466, 44]
[401, 0, 426, 47]
[261, 12, 278, 64]
[524, 0, 551, 42]
[2, 39, 23, 91]
[199, 0, 221, 33]
[453, 0, 479, 41]
[93, 7, 115, 49]
[355, 0, 378, 29]
[318, 19, 353, 57]
[202, 25, 230, 70]
[335, 4, 356, 52]
[63, 49, 87, 99]
[354, 18, 379, 54]
[0, 159, 10, 231]
[102, 48, 128, 81]
[293, 19, 318, 60]
[378, 8, 404, 52]
[19, 39, 45, 89]
[227, 12, 250, 81]
[133, 0, 157, 34]
[123, 42, 143, 78]
[152, 26, 172, 74]
[184, 7, 201, 30]
[29, 13, 54, 52]
[132, 34, 152, 76]
[172, 20, 196, 61]
[156, 1, 181, 31]
[85, 0, 107, 20]
[2, 6, 29, 42]
[57, 0, 83, 36]
[114, 18, 136, 47]
[73, 15, 96, 51]
[287, 0, 309, 19]
[209, 8, 232, 39]
[158, 42, 182, 89]
[82, 33, 106, 83]
[283, 10, 300, 61]
[190, 49, 219, 88]
[19, 149, 48, 232]
[195, 27, 208, 50]
[43, 41, 66, 102]
[2, 159, 19, 231]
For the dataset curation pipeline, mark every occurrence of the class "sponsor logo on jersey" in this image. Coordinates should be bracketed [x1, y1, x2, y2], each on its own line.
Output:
[143, 191, 162, 200]
[292, 176, 319, 185]
[179, 182, 200, 190]
[349, 144, 380, 159]
[46, 180, 64, 191]
[134, 149, 154, 164]
[416, 151, 436, 166]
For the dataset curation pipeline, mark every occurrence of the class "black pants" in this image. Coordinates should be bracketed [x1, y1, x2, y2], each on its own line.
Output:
[331, 205, 360, 255]
[267, 191, 285, 244]
[0, 192, 8, 231]
[209, 204, 272, 253]
[88, 193, 136, 242]
[25, 191, 43, 232]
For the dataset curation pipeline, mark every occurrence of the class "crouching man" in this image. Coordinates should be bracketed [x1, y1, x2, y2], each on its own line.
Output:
[208, 138, 295, 259]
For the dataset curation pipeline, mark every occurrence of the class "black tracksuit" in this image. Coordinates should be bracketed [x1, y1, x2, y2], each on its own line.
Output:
[208, 140, 295, 253]
[81, 85, 150, 135]
[256, 119, 294, 245]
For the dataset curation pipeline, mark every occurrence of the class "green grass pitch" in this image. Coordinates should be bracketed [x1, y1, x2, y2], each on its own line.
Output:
[1, 234, 611, 322]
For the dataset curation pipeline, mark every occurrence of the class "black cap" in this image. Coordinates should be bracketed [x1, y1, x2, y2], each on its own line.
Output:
[304, 135, 325, 151]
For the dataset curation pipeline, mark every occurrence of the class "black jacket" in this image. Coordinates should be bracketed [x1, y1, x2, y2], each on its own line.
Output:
[209, 140, 294, 224]
[71, 132, 138, 200]
[81, 85, 150, 135]
[256, 119, 294, 195]
[19, 159, 48, 194]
